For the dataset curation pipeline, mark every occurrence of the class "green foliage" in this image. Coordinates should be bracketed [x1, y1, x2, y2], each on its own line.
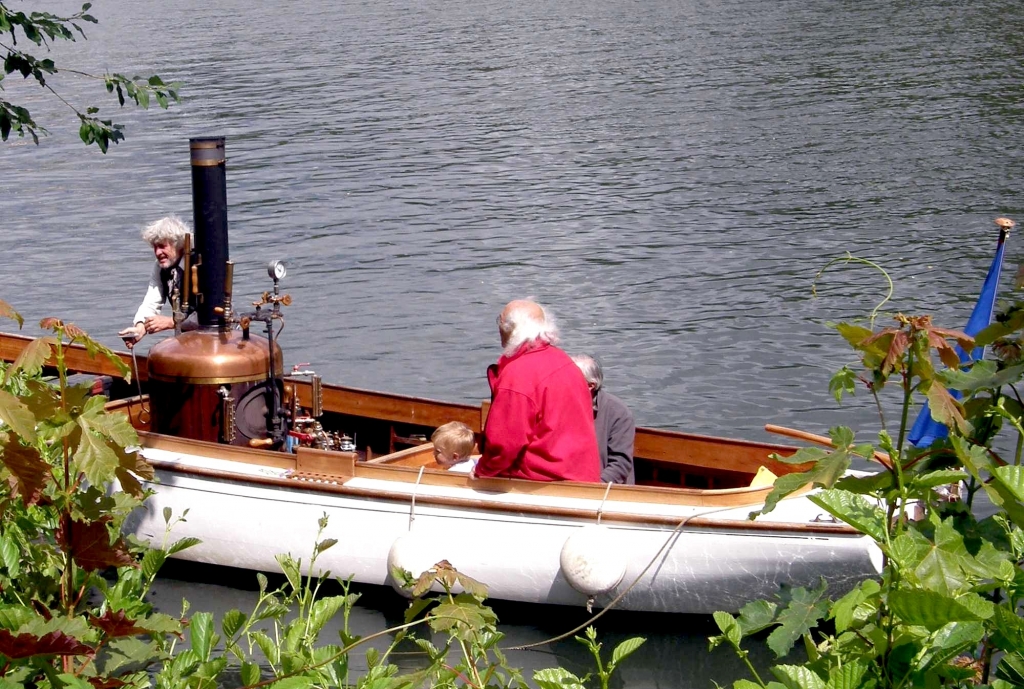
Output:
[0, 2, 181, 151]
[0, 304, 187, 687]
[710, 267, 1024, 689]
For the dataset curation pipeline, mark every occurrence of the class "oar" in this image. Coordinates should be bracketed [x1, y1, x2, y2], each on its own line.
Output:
[765, 424, 893, 469]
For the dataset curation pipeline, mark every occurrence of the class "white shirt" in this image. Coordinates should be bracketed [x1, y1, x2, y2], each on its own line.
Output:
[132, 261, 167, 325]
[447, 458, 477, 473]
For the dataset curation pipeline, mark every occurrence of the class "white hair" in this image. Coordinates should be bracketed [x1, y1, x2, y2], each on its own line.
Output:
[501, 300, 560, 356]
[141, 215, 190, 251]
[570, 354, 603, 391]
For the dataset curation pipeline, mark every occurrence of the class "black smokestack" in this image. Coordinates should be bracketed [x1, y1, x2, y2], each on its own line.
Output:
[189, 136, 229, 327]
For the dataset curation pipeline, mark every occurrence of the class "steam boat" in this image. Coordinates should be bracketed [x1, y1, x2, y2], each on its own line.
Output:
[0, 137, 883, 614]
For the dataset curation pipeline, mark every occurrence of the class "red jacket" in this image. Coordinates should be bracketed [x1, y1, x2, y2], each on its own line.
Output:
[476, 341, 601, 482]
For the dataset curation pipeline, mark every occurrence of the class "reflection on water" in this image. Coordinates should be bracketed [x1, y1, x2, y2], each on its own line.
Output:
[152, 562, 782, 689]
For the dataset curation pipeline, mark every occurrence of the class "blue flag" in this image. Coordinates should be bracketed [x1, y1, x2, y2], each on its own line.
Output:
[908, 229, 1010, 447]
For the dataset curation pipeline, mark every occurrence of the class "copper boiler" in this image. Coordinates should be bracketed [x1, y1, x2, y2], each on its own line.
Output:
[147, 329, 284, 446]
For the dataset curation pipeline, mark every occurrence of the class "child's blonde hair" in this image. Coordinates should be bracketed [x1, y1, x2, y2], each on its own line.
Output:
[430, 421, 476, 461]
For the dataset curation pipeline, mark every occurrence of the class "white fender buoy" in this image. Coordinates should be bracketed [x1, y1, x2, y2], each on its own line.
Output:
[559, 524, 625, 597]
[386, 533, 446, 598]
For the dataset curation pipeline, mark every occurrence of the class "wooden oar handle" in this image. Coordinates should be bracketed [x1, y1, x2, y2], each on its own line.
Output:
[764, 424, 892, 469]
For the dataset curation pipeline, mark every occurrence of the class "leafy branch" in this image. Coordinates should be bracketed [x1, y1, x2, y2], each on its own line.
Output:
[0, 2, 181, 151]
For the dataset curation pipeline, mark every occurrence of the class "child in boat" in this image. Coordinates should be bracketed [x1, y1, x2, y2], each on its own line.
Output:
[431, 421, 478, 473]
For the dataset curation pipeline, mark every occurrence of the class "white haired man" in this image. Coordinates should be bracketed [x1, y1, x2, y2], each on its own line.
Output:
[118, 216, 194, 349]
[571, 354, 636, 485]
[475, 299, 601, 482]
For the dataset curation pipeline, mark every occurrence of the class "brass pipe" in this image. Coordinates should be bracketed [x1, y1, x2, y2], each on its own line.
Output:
[222, 260, 235, 323]
[182, 233, 192, 307]
[311, 374, 323, 417]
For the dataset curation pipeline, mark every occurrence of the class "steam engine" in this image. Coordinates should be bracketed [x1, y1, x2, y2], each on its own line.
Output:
[146, 137, 304, 450]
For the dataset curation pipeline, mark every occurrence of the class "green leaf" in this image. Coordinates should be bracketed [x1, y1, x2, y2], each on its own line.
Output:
[240, 661, 260, 687]
[735, 681, 765, 689]
[831, 579, 880, 633]
[455, 570, 489, 599]
[992, 465, 1024, 502]
[991, 606, 1024, 654]
[252, 630, 279, 666]
[167, 536, 201, 556]
[827, 660, 869, 689]
[77, 331, 131, 379]
[80, 399, 138, 447]
[890, 520, 986, 595]
[140, 549, 165, 582]
[5, 336, 54, 382]
[771, 664, 827, 689]
[834, 323, 874, 349]
[766, 581, 829, 658]
[428, 600, 487, 632]
[809, 489, 887, 541]
[756, 441, 853, 517]
[268, 677, 312, 689]
[996, 651, 1024, 686]
[888, 590, 993, 630]
[835, 470, 894, 494]
[276, 553, 302, 593]
[74, 420, 119, 486]
[309, 595, 347, 638]
[924, 382, 969, 435]
[610, 636, 646, 667]
[939, 360, 1024, 395]
[0, 605, 34, 631]
[0, 389, 37, 443]
[952, 436, 1024, 528]
[829, 366, 858, 403]
[137, 612, 182, 635]
[533, 667, 586, 689]
[907, 470, 969, 492]
[0, 533, 19, 577]
[101, 637, 161, 675]
[316, 537, 338, 554]
[919, 621, 985, 675]
[221, 609, 245, 639]
[710, 611, 742, 650]
[189, 611, 214, 661]
[735, 599, 778, 635]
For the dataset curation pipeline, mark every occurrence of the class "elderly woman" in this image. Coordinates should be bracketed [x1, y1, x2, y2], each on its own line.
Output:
[118, 216, 192, 348]
[570, 354, 636, 485]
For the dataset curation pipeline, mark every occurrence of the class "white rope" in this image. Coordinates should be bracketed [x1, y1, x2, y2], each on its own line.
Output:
[596, 481, 613, 525]
[408, 466, 425, 530]
[510, 504, 737, 650]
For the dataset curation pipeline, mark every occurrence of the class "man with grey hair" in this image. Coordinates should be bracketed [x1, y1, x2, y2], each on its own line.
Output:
[571, 354, 636, 485]
[119, 216, 194, 348]
[475, 299, 601, 482]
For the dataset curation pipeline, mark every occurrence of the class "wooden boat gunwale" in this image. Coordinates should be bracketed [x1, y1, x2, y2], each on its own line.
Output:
[131, 421, 855, 535]
[2, 331, 810, 478]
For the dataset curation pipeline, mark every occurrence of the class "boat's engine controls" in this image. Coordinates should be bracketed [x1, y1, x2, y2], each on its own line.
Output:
[285, 364, 356, 453]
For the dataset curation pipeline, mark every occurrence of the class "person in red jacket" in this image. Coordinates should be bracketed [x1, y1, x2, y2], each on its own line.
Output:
[475, 299, 601, 482]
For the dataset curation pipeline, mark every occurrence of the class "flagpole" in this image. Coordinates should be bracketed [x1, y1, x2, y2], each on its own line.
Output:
[908, 217, 1014, 448]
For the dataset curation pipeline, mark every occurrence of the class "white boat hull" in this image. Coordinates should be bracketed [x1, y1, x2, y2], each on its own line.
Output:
[128, 447, 882, 614]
